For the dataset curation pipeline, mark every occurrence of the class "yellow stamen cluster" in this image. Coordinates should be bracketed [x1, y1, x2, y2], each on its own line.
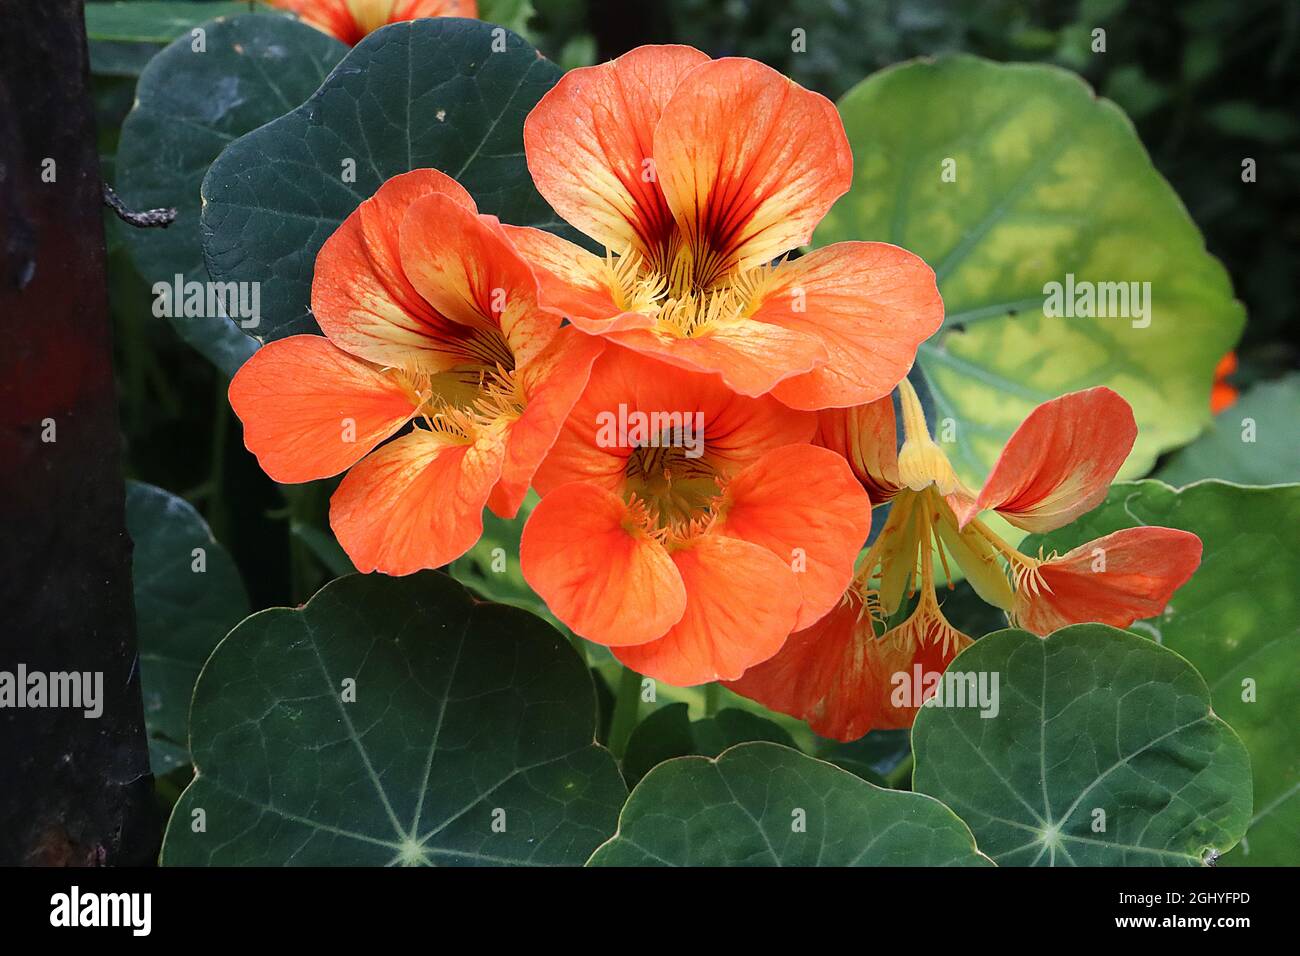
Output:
[850, 378, 1059, 649]
[392, 359, 525, 445]
[627, 453, 725, 542]
[600, 245, 775, 339]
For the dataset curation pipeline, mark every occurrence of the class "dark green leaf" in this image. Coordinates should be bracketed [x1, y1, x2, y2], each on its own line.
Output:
[85, 2, 257, 43]
[201, 18, 570, 341]
[116, 14, 346, 376]
[1025, 481, 1299, 865]
[161, 572, 626, 865]
[125, 481, 249, 774]
[912, 624, 1253, 866]
[621, 704, 797, 786]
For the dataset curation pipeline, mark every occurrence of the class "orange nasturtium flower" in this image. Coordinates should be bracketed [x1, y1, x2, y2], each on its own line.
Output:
[267, 0, 477, 46]
[518, 348, 873, 686]
[229, 169, 603, 575]
[502, 44, 943, 410]
[728, 381, 1203, 740]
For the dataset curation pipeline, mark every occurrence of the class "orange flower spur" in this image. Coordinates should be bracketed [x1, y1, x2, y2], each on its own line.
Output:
[518, 348, 873, 686]
[728, 380, 1203, 740]
[505, 44, 943, 409]
[229, 168, 603, 575]
[266, 0, 478, 45]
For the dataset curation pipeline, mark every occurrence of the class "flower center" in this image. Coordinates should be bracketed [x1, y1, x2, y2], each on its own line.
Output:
[393, 346, 525, 444]
[602, 246, 772, 340]
[622, 442, 721, 542]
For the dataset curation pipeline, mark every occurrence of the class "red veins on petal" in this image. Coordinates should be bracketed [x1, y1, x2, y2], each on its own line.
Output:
[516, 44, 938, 408]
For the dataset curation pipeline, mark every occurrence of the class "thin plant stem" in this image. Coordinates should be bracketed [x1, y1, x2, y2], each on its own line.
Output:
[607, 666, 643, 759]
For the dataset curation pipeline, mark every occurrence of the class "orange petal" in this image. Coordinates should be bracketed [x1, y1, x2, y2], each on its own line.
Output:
[532, 346, 815, 495]
[228, 334, 416, 484]
[613, 532, 802, 685]
[330, 427, 506, 575]
[520, 481, 687, 646]
[488, 328, 606, 519]
[499, 224, 654, 334]
[605, 319, 827, 398]
[653, 57, 851, 272]
[312, 168, 475, 368]
[756, 243, 943, 410]
[718, 444, 871, 629]
[967, 387, 1136, 532]
[815, 397, 901, 503]
[726, 596, 971, 740]
[399, 194, 555, 367]
[1013, 527, 1202, 635]
[524, 45, 710, 255]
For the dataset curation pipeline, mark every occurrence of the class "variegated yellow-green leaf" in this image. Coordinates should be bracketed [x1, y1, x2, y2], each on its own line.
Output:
[819, 55, 1244, 484]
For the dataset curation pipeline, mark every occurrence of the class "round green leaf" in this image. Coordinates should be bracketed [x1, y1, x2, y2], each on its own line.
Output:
[1156, 375, 1300, 487]
[161, 572, 626, 865]
[126, 481, 249, 775]
[818, 55, 1244, 483]
[116, 14, 346, 376]
[200, 17, 570, 341]
[588, 742, 991, 867]
[1025, 481, 1299, 865]
[912, 624, 1252, 866]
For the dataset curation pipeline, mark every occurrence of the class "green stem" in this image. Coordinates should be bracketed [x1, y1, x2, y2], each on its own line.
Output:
[886, 754, 914, 790]
[607, 666, 642, 759]
[286, 482, 329, 603]
[205, 381, 230, 542]
[704, 682, 721, 716]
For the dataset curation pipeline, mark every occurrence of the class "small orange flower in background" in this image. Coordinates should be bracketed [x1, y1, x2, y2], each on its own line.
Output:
[267, 0, 477, 46]
[505, 45, 943, 409]
[1211, 351, 1239, 414]
[519, 348, 872, 686]
[728, 380, 1202, 740]
[229, 168, 602, 575]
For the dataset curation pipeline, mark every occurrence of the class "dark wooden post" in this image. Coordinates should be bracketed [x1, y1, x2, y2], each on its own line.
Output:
[0, 0, 156, 864]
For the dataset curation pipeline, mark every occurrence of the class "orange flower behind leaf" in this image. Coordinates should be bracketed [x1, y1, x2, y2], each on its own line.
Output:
[506, 45, 942, 410]
[1211, 351, 1239, 414]
[267, 0, 477, 45]
[519, 348, 872, 686]
[229, 168, 602, 575]
[728, 381, 1201, 740]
